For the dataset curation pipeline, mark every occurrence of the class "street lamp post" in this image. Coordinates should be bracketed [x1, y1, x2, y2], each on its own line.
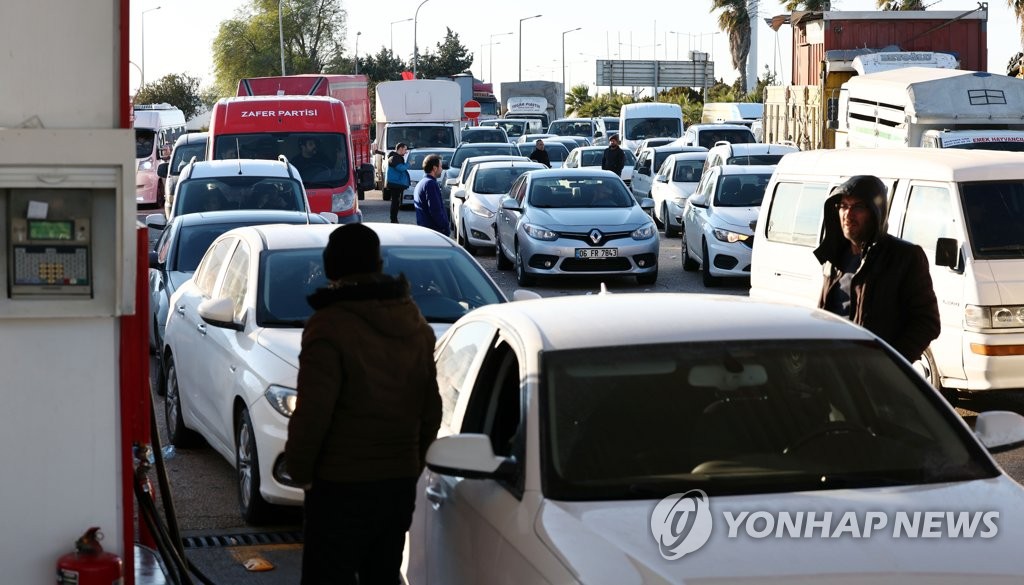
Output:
[413, 0, 431, 78]
[140, 6, 161, 86]
[481, 41, 501, 82]
[278, 0, 286, 75]
[390, 18, 412, 54]
[561, 28, 581, 94]
[518, 14, 542, 82]
[354, 31, 361, 74]
[490, 31, 512, 83]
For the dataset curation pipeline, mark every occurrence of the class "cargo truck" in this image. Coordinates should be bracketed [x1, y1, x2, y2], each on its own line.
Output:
[499, 81, 564, 131]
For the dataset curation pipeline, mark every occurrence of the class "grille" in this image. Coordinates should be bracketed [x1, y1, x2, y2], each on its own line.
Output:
[559, 230, 633, 246]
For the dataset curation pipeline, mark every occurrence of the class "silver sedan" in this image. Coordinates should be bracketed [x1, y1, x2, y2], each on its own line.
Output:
[495, 168, 658, 286]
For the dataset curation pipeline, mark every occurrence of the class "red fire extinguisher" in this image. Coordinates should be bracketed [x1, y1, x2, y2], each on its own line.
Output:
[57, 527, 124, 585]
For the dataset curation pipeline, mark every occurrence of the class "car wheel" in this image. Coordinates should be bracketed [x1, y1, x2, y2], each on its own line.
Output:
[461, 218, 478, 255]
[637, 268, 658, 285]
[681, 225, 698, 271]
[701, 240, 721, 288]
[164, 357, 201, 447]
[515, 242, 535, 287]
[653, 203, 665, 228]
[496, 239, 513, 270]
[236, 408, 273, 525]
[913, 348, 957, 405]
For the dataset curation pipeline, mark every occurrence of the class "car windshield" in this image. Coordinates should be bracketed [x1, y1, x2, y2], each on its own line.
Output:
[452, 145, 516, 168]
[548, 121, 594, 137]
[482, 121, 525, 138]
[175, 177, 305, 216]
[960, 181, 1024, 258]
[462, 129, 506, 143]
[257, 246, 505, 326]
[581, 149, 636, 167]
[170, 141, 208, 175]
[603, 118, 620, 132]
[726, 154, 786, 165]
[542, 339, 995, 501]
[472, 166, 536, 195]
[213, 133, 349, 188]
[623, 118, 682, 141]
[698, 129, 755, 149]
[670, 160, 704, 182]
[135, 129, 156, 159]
[714, 174, 771, 207]
[518, 142, 569, 162]
[387, 126, 455, 149]
[945, 141, 1024, 152]
[529, 177, 633, 208]
[406, 149, 454, 168]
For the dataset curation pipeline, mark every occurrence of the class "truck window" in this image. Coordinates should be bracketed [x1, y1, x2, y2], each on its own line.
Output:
[960, 182, 1024, 258]
[764, 182, 830, 246]
[901, 186, 955, 255]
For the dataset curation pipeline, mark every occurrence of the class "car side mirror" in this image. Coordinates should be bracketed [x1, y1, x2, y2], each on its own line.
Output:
[357, 163, 375, 191]
[156, 162, 169, 179]
[935, 237, 960, 271]
[500, 198, 522, 212]
[974, 410, 1024, 451]
[446, 178, 459, 187]
[425, 434, 516, 479]
[197, 297, 244, 332]
[640, 198, 655, 211]
[145, 213, 167, 230]
[595, 131, 603, 137]
[655, 174, 667, 183]
[454, 190, 467, 201]
[148, 250, 161, 269]
[318, 212, 339, 224]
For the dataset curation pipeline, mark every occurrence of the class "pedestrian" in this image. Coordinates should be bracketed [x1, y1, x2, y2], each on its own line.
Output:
[601, 133, 626, 177]
[285, 223, 442, 585]
[529, 139, 551, 168]
[813, 175, 940, 363]
[384, 142, 411, 223]
[412, 153, 450, 236]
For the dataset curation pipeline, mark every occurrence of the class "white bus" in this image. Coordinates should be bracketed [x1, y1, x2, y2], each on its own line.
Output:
[618, 103, 683, 153]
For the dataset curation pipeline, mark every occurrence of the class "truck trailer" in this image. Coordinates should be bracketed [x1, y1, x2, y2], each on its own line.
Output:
[499, 81, 564, 131]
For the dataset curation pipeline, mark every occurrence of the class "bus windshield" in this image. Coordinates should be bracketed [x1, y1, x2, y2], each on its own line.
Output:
[213, 133, 350, 188]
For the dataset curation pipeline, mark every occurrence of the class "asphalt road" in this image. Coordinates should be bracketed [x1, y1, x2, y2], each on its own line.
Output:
[139, 190, 1024, 535]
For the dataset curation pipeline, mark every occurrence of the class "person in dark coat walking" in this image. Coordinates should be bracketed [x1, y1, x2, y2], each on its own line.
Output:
[412, 153, 450, 236]
[814, 175, 940, 363]
[529, 139, 551, 168]
[601, 133, 626, 177]
[384, 143, 410, 223]
[286, 223, 441, 585]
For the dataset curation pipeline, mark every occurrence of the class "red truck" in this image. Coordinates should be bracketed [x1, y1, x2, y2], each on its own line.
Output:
[237, 74, 373, 173]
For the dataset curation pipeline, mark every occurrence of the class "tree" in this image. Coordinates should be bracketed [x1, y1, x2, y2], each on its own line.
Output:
[361, 48, 408, 83]
[212, 0, 349, 96]
[565, 84, 592, 116]
[780, 0, 831, 10]
[877, 0, 925, 8]
[134, 73, 204, 119]
[711, 0, 752, 93]
[576, 92, 634, 118]
[415, 28, 473, 79]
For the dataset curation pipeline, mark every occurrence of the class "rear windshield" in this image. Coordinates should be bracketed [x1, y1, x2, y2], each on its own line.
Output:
[175, 177, 305, 216]
[726, 154, 785, 166]
[407, 149, 454, 168]
[715, 173, 772, 207]
[548, 120, 595, 137]
[699, 129, 755, 149]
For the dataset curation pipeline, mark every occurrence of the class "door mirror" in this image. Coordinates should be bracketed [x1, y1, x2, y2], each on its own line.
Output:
[197, 297, 243, 331]
[935, 237, 960, 271]
[425, 434, 516, 479]
[156, 162, 169, 179]
[975, 410, 1024, 451]
[357, 163, 375, 191]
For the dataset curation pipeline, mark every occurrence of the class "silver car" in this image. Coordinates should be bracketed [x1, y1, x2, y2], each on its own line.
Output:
[495, 169, 658, 286]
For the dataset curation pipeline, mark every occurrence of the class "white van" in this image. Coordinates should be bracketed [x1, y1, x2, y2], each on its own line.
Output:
[134, 103, 186, 206]
[618, 103, 683, 153]
[750, 148, 1024, 396]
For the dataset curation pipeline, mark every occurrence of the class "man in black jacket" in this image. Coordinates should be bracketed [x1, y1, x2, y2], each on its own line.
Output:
[528, 139, 551, 168]
[814, 175, 940, 364]
[601, 134, 626, 177]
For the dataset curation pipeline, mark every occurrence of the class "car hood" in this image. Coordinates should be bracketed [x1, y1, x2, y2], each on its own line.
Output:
[474, 193, 504, 212]
[529, 207, 648, 228]
[256, 328, 303, 368]
[537, 478, 1024, 584]
[709, 206, 759, 232]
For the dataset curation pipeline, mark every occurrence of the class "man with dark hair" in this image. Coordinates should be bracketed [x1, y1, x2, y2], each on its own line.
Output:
[412, 153, 450, 235]
[293, 137, 329, 178]
[601, 134, 626, 177]
[529, 139, 551, 168]
[814, 175, 940, 363]
[286, 223, 441, 585]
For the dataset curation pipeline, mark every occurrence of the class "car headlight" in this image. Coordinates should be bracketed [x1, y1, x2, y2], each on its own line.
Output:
[965, 305, 1024, 329]
[332, 186, 356, 212]
[467, 197, 494, 218]
[712, 228, 751, 243]
[631, 224, 657, 240]
[138, 160, 153, 171]
[265, 385, 298, 417]
[523, 223, 558, 241]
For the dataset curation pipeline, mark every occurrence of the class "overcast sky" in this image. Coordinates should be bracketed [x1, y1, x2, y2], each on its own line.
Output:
[130, 0, 1022, 96]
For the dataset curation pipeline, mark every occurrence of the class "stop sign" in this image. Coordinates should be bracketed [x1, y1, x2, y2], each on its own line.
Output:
[463, 99, 481, 119]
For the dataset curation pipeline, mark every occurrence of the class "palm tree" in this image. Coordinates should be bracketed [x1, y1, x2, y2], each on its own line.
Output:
[710, 0, 752, 93]
[1011, 0, 1024, 47]
[781, 0, 831, 10]
[877, 0, 925, 8]
[565, 84, 592, 116]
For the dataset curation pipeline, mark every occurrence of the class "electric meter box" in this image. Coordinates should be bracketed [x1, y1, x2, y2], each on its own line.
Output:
[0, 129, 136, 317]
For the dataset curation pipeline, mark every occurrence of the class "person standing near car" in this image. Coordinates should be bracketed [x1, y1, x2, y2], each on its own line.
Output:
[601, 133, 626, 177]
[413, 153, 450, 236]
[814, 175, 940, 363]
[529, 139, 551, 168]
[286, 223, 441, 585]
[385, 143, 411, 223]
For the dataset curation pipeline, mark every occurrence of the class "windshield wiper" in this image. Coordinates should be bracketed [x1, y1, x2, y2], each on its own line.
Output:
[977, 244, 1024, 253]
[261, 319, 307, 327]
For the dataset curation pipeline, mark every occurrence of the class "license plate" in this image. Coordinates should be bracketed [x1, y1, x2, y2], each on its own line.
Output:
[575, 248, 618, 259]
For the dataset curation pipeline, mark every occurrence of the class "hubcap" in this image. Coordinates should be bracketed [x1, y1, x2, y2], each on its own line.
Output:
[166, 366, 180, 431]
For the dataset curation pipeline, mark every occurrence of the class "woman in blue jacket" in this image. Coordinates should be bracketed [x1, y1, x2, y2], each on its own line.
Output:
[385, 143, 410, 223]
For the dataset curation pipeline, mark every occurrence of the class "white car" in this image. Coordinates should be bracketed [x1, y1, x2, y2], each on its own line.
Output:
[407, 293, 1024, 584]
[681, 164, 775, 287]
[649, 151, 708, 237]
[161, 223, 508, 523]
[563, 145, 637, 187]
[702, 142, 799, 175]
[450, 160, 546, 255]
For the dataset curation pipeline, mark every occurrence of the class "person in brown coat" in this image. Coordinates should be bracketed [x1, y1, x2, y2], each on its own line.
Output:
[285, 223, 441, 585]
[814, 175, 940, 363]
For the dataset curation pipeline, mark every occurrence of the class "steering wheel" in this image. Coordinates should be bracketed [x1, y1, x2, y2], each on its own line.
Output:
[783, 422, 876, 455]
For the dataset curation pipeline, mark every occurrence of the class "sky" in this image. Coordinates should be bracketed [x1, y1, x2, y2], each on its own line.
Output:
[130, 0, 1024, 98]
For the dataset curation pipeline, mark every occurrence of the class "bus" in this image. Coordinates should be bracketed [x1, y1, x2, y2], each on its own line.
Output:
[134, 103, 186, 207]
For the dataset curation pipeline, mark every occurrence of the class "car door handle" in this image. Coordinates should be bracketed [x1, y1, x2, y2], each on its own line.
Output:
[196, 323, 207, 335]
[425, 483, 445, 510]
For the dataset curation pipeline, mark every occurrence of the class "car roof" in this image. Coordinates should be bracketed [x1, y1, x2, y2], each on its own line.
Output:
[664, 152, 710, 162]
[473, 160, 543, 170]
[708, 143, 799, 156]
[462, 294, 874, 352]
[773, 148, 1024, 182]
[236, 222, 459, 251]
[650, 145, 708, 153]
[184, 158, 299, 180]
[463, 155, 529, 163]
[174, 132, 208, 147]
[522, 168, 617, 180]
[176, 209, 319, 227]
[716, 164, 778, 176]
[692, 123, 753, 132]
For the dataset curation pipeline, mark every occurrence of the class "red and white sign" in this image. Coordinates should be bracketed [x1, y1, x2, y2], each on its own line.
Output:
[463, 99, 481, 120]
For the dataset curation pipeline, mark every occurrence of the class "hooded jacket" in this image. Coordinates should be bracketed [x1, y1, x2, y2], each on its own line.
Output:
[285, 273, 441, 485]
[386, 151, 410, 188]
[813, 187, 940, 363]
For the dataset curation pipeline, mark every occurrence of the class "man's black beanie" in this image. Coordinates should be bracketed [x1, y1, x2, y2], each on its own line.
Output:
[323, 224, 381, 280]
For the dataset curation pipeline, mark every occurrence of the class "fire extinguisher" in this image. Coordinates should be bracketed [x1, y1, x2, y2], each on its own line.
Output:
[57, 527, 124, 585]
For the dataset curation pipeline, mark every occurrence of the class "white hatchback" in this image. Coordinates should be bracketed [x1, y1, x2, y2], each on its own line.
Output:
[408, 293, 1024, 584]
[649, 151, 708, 237]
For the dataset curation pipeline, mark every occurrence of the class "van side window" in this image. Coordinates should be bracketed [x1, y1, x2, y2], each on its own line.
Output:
[764, 182, 830, 246]
[902, 185, 954, 256]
